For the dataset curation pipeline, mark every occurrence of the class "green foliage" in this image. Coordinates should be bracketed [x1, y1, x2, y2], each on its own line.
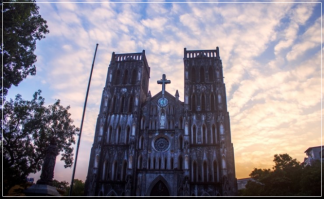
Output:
[52, 179, 69, 191]
[64, 179, 85, 196]
[239, 153, 322, 196]
[2, 90, 79, 195]
[1, 0, 49, 97]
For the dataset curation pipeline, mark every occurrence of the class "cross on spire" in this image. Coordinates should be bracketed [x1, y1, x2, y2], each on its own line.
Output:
[157, 74, 171, 97]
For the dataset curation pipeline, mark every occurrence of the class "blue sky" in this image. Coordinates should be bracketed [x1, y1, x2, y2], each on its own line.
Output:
[6, 0, 322, 184]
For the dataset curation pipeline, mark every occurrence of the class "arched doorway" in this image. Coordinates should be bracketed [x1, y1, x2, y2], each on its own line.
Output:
[150, 180, 170, 196]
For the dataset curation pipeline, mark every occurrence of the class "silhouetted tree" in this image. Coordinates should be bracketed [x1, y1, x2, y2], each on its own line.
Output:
[2, 90, 79, 195]
[239, 153, 322, 196]
[2, 0, 49, 98]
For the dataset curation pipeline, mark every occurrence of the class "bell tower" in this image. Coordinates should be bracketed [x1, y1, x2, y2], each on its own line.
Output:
[183, 47, 237, 196]
[85, 50, 150, 196]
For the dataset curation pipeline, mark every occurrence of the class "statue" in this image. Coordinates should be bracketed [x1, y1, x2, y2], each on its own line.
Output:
[37, 138, 59, 186]
[160, 112, 166, 127]
[25, 137, 60, 196]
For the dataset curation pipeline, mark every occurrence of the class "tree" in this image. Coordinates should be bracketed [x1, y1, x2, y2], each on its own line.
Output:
[1, 0, 49, 97]
[239, 153, 322, 196]
[64, 179, 85, 196]
[52, 179, 70, 195]
[300, 160, 322, 196]
[2, 90, 79, 195]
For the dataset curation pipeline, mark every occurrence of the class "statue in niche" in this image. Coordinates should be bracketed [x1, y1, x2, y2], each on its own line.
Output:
[160, 110, 166, 128]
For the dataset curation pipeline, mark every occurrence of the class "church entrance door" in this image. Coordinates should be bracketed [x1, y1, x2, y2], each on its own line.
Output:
[150, 180, 170, 196]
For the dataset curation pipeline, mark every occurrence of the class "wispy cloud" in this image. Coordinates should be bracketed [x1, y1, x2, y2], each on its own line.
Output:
[8, 1, 321, 183]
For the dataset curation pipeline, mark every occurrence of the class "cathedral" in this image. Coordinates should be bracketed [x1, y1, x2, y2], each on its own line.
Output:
[84, 47, 237, 196]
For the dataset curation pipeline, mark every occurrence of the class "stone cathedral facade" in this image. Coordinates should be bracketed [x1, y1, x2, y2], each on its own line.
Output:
[84, 47, 237, 196]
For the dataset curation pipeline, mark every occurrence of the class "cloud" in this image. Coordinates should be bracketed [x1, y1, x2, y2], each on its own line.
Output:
[15, 2, 321, 183]
[286, 16, 321, 61]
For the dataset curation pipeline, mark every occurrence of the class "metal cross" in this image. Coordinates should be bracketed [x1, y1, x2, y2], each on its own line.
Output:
[157, 74, 171, 97]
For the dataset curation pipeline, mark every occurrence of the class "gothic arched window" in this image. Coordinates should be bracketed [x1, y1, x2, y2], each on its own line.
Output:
[138, 155, 142, 169]
[203, 161, 208, 182]
[218, 94, 222, 104]
[200, 67, 205, 83]
[191, 94, 196, 111]
[158, 158, 161, 169]
[193, 161, 197, 182]
[122, 160, 127, 180]
[131, 69, 137, 84]
[111, 96, 116, 112]
[153, 157, 156, 169]
[107, 126, 112, 144]
[201, 94, 205, 111]
[202, 124, 207, 144]
[129, 96, 133, 113]
[212, 124, 216, 144]
[148, 157, 151, 169]
[116, 126, 121, 144]
[102, 161, 106, 180]
[192, 125, 196, 144]
[220, 123, 224, 135]
[211, 94, 215, 111]
[191, 67, 195, 82]
[120, 96, 125, 113]
[179, 155, 183, 170]
[209, 66, 214, 82]
[112, 161, 117, 180]
[115, 70, 121, 85]
[123, 70, 128, 84]
[213, 160, 218, 182]
[141, 117, 145, 130]
[126, 126, 130, 144]
[179, 135, 183, 150]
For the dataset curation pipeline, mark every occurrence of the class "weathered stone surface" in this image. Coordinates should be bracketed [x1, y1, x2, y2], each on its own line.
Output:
[84, 48, 237, 196]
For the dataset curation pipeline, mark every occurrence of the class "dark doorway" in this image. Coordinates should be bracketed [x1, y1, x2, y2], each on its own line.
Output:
[150, 180, 170, 196]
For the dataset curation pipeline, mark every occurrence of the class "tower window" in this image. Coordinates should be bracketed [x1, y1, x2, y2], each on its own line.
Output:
[193, 161, 197, 182]
[179, 156, 183, 170]
[203, 161, 208, 182]
[191, 67, 195, 82]
[126, 126, 130, 144]
[123, 70, 128, 84]
[115, 70, 121, 85]
[202, 124, 206, 144]
[129, 96, 133, 113]
[131, 69, 137, 84]
[193, 125, 196, 144]
[209, 66, 214, 82]
[120, 96, 125, 113]
[212, 124, 216, 144]
[211, 94, 215, 111]
[200, 67, 205, 83]
[191, 94, 196, 111]
[201, 94, 205, 111]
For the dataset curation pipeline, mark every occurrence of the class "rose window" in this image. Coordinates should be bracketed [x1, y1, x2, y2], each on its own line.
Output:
[154, 137, 169, 151]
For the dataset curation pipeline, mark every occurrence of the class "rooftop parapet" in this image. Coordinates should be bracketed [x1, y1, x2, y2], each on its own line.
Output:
[184, 47, 220, 59]
[111, 50, 150, 77]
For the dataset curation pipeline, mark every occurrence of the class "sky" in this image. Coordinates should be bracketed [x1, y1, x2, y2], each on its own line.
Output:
[5, 0, 322, 185]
